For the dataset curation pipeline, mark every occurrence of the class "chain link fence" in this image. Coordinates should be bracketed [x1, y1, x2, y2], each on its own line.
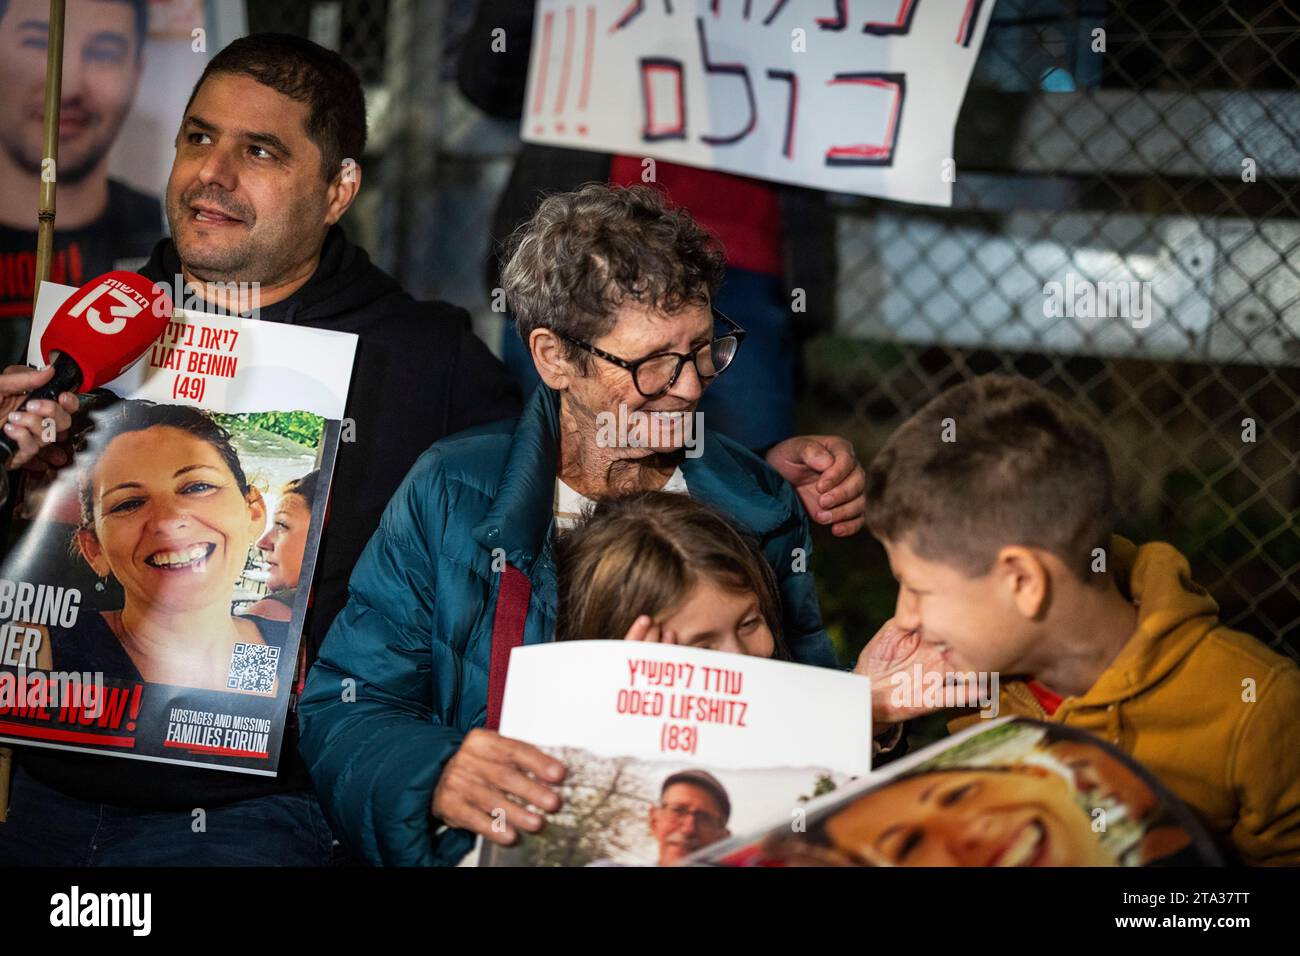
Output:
[242, 0, 1299, 662]
[816, 0, 1299, 662]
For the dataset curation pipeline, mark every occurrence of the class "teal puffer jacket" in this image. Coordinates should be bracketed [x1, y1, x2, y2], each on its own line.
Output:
[298, 386, 836, 866]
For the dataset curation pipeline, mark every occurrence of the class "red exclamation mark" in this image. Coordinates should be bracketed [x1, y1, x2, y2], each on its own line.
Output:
[126, 684, 142, 732]
[532, 10, 555, 135]
[554, 5, 577, 134]
[577, 5, 596, 135]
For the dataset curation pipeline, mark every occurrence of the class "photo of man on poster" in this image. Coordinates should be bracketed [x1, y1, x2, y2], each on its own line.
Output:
[649, 770, 733, 866]
[0, 0, 165, 364]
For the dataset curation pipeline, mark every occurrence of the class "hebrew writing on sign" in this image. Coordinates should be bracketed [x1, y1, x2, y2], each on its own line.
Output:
[522, 0, 996, 206]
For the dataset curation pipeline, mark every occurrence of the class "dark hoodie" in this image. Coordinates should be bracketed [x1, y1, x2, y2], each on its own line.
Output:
[17, 226, 523, 810]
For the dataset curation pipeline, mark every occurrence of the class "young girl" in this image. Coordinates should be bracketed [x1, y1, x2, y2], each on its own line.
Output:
[553, 491, 790, 660]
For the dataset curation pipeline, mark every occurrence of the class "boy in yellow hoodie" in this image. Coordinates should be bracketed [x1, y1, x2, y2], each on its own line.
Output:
[857, 374, 1300, 865]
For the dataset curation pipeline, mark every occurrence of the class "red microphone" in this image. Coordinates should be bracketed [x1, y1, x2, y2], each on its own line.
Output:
[40, 270, 173, 388]
[0, 270, 171, 467]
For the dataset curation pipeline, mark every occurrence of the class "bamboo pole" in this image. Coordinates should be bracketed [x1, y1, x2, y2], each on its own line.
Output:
[1, 0, 66, 826]
[32, 0, 67, 313]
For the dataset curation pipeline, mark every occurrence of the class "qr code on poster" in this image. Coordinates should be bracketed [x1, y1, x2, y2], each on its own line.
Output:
[227, 643, 280, 693]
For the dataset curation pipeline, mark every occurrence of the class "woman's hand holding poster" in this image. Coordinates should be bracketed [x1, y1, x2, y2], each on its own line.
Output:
[0, 281, 356, 775]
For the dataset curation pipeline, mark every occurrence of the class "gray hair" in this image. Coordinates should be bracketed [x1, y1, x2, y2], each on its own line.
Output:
[500, 183, 726, 370]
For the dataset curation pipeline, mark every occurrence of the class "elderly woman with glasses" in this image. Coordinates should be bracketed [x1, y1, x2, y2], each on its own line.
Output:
[299, 184, 867, 867]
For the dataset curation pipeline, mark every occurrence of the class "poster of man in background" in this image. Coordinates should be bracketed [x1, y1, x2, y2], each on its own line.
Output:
[0, 0, 204, 364]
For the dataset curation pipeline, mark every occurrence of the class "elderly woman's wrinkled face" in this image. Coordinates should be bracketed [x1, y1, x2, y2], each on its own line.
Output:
[567, 300, 714, 458]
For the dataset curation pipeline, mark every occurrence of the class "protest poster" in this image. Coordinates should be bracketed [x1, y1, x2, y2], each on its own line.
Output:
[521, 0, 997, 206]
[479, 640, 873, 866]
[1, 0, 212, 333]
[693, 717, 1223, 867]
[0, 280, 356, 775]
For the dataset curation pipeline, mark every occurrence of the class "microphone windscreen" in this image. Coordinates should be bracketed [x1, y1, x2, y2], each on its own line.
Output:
[41, 271, 172, 389]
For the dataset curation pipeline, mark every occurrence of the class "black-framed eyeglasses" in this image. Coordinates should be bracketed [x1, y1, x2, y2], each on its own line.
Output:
[659, 802, 727, 832]
[559, 309, 746, 399]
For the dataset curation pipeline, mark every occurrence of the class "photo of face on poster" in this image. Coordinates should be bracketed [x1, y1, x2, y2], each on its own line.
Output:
[0, 0, 208, 360]
[4, 396, 328, 699]
[701, 720, 1221, 867]
[1, 280, 354, 774]
[484, 745, 848, 867]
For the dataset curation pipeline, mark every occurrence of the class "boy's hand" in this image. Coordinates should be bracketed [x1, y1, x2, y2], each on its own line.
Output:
[431, 729, 566, 846]
[855, 619, 965, 725]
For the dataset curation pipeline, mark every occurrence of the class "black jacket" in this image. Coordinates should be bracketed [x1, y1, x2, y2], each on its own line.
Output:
[17, 226, 522, 810]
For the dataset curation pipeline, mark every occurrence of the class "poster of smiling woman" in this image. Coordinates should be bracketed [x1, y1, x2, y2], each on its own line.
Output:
[0, 280, 355, 775]
[694, 718, 1223, 867]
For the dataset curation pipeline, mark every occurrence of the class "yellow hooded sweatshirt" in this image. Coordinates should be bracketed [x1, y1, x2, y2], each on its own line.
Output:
[950, 536, 1300, 865]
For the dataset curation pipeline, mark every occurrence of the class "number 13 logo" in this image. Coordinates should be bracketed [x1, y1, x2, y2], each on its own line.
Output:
[67, 282, 143, 334]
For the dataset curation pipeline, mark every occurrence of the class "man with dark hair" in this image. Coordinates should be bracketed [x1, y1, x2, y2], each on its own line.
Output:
[0, 33, 523, 866]
[182, 32, 365, 183]
[166, 31, 369, 291]
[856, 373, 1300, 865]
[0, 0, 162, 364]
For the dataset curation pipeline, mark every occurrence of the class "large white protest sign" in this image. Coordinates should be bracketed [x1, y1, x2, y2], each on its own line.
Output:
[522, 0, 997, 206]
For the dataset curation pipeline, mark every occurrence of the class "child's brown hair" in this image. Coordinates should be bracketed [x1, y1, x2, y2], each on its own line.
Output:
[864, 374, 1116, 585]
[553, 491, 789, 658]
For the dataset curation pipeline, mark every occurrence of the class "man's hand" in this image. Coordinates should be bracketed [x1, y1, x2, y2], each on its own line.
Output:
[432, 728, 566, 846]
[765, 434, 866, 537]
[1, 365, 80, 472]
[855, 618, 968, 726]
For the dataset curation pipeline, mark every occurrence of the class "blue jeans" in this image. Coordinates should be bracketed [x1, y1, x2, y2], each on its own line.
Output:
[0, 765, 341, 866]
[502, 267, 797, 451]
